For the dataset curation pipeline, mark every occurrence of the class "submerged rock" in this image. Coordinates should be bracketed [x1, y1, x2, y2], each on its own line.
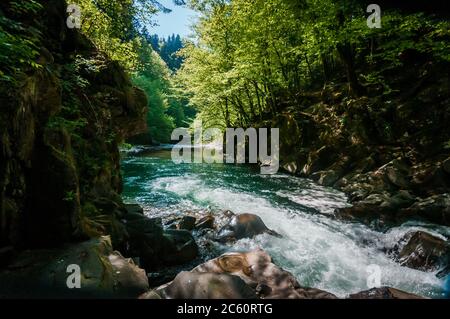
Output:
[216, 213, 281, 242]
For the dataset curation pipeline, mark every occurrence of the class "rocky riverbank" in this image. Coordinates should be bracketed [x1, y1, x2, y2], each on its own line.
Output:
[273, 54, 450, 280]
[0, 206, 431, 299]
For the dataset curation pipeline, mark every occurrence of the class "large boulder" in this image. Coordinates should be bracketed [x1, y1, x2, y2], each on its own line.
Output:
[192, 250, 336, 299]
[143, 271, 258, 299]
[395, 231, 449, 273]
[123, 213, 198, 270]
[216, 213, 281, 242]
[0, 236, 149, 298]
[145, 250, 337, 299]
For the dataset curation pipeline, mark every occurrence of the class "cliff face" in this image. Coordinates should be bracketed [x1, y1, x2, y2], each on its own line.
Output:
[0, 0, 147, 250]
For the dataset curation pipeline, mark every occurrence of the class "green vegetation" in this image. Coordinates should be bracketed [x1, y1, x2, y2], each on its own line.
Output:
[177, 0, 450, 129]
[132, 39, 195, 144]
[67, 0, 194, 144]
[0, 0, 42, 84]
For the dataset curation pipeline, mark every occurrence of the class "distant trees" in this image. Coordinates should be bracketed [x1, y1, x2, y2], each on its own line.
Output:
[68, 1, 194, 144]
[132, 38, 195, 144]
[146, 33, 184, 71]
[71, 0, 184, 71]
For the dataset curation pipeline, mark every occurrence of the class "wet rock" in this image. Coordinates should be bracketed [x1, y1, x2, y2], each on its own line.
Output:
[396, 231, 449, 272]
[108, 251, 150, 297]
[348, 287, 425, 299]
[216, 213, 281, 242]
[150, 271, 258, 299]
[179, 216, 197, 230]
[195, 215, 215, 230]
[192, 250, 337, 299]
[145, 249, 336, 299]
[124, 214, 163, 237]
[335, 193, 396, 227]
[0, 236, 149, 298]
[162, 229, 199, 265]
[398, 194, 450, 226]
[166, 216, 197, 231]
[123, 213, 198, 270]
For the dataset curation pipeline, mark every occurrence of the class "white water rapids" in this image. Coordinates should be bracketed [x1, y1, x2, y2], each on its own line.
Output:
[122, 147, 449, 298]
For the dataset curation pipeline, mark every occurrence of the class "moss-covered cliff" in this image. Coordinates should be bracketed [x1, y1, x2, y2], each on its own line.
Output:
[0, 0, 147, 251]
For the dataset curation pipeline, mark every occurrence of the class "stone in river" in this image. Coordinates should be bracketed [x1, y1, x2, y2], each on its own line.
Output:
[216, 213, 281, 242]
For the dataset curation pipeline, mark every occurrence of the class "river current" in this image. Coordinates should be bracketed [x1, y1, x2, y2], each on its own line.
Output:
[121, 146, 448, 298]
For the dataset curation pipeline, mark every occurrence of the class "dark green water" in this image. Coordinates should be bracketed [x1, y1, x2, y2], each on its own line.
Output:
[121, 146, 449, 298]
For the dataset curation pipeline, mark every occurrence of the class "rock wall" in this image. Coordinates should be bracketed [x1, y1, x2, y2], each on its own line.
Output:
[0, 0, 147, 251]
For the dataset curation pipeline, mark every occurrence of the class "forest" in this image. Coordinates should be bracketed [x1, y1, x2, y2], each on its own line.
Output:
[0, 0, 449, 302]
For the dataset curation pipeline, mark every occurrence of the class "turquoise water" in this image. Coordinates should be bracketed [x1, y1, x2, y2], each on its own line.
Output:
[121, 146, 448, 298]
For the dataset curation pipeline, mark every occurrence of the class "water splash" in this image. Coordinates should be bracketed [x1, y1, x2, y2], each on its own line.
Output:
[121, 149, 448, 298]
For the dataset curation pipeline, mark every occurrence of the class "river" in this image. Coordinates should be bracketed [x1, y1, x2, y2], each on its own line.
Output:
[121, 146, 448, 298]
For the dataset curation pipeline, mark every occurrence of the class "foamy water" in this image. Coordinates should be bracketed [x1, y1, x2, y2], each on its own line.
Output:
[121, 148, 448, 298]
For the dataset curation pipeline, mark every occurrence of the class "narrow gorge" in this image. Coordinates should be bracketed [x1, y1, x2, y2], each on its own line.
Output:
[0, 0, 449, 300]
